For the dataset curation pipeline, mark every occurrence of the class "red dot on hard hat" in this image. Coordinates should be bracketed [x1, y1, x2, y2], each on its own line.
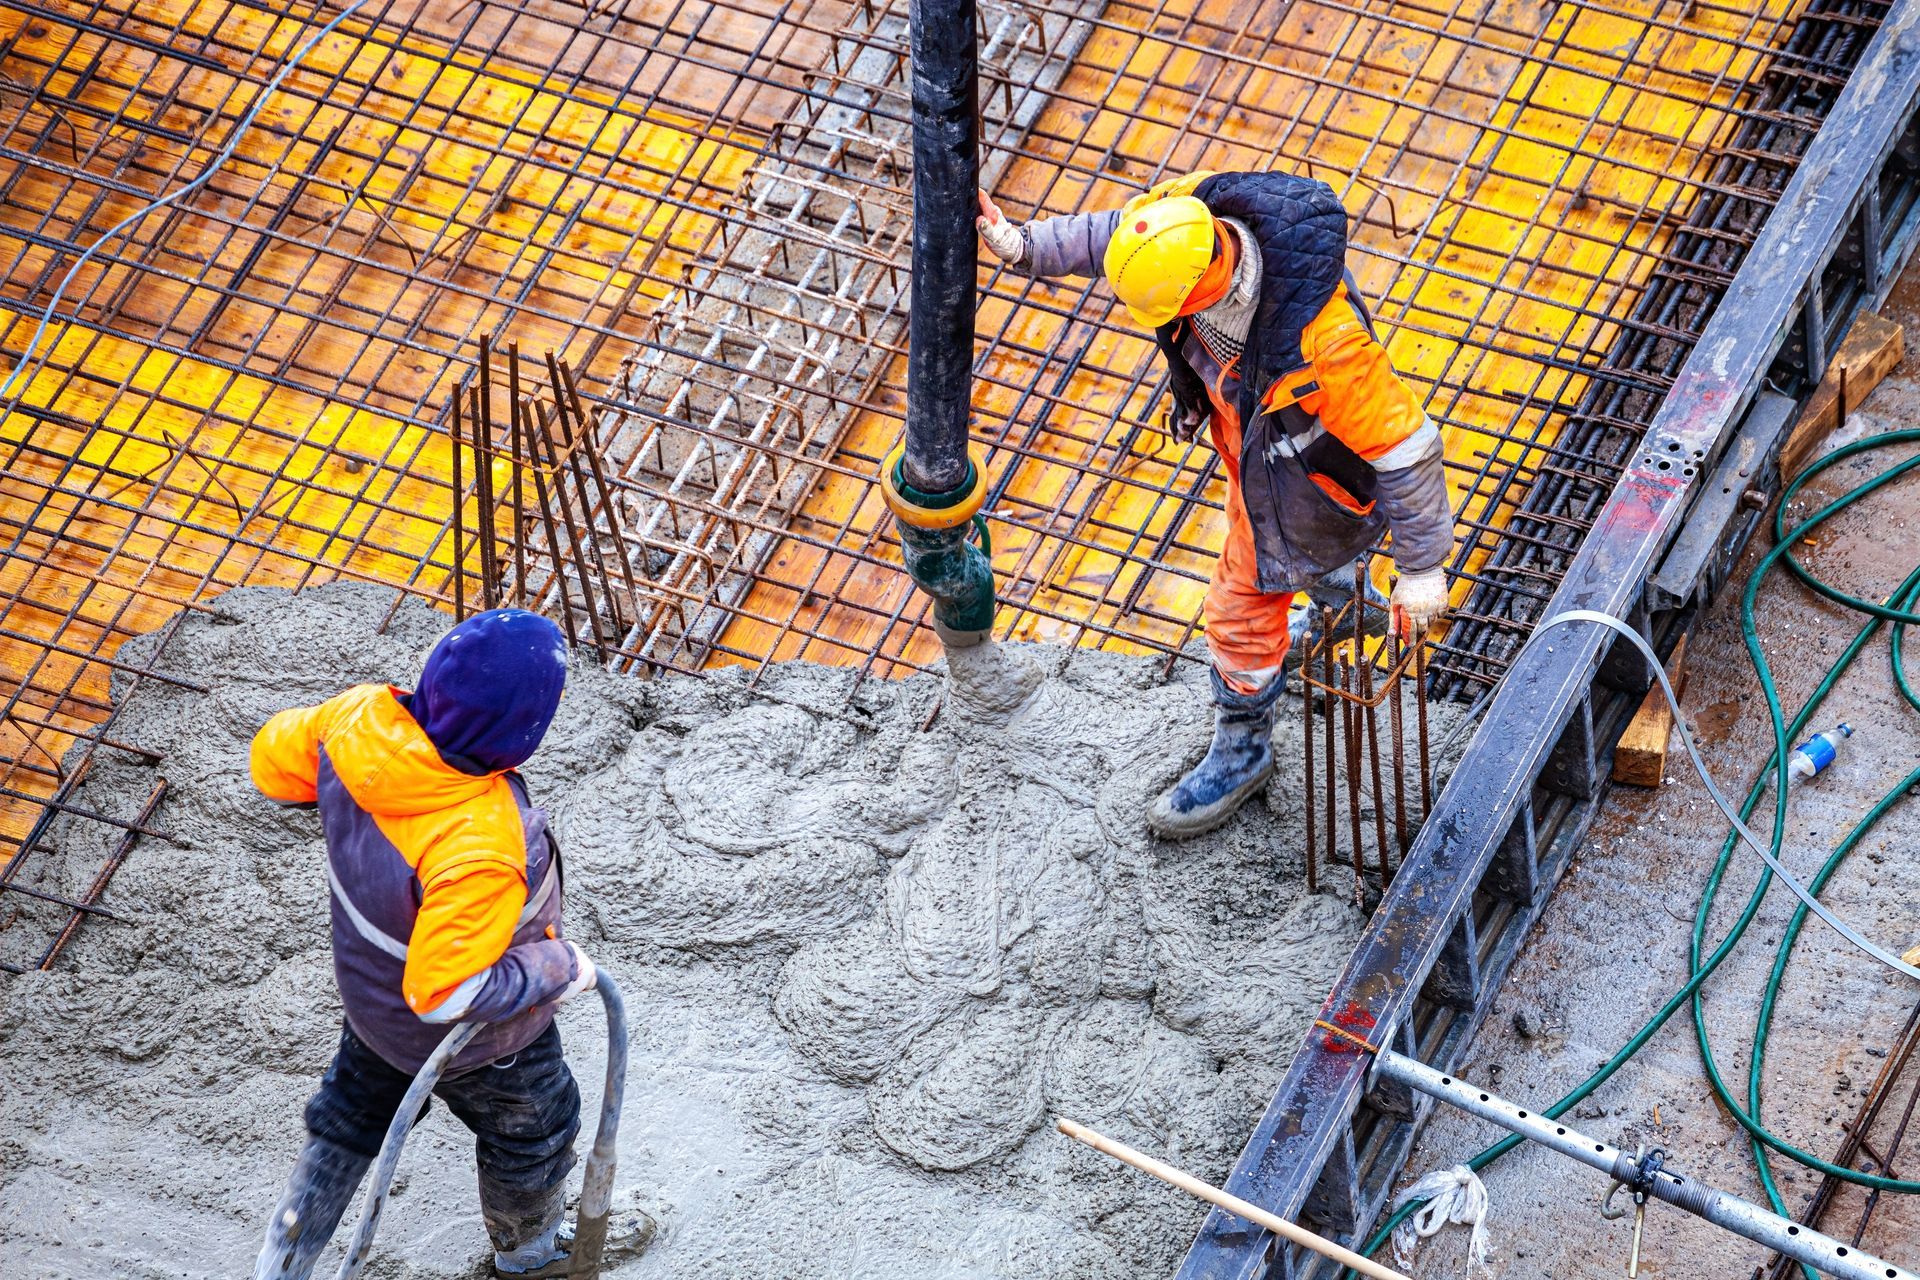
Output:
[1135, 221, 1149, 233]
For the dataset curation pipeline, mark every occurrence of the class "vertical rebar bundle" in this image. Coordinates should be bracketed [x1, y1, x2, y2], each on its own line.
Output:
[444, 339, 644, 664]
[1299, 594, 1434, 904]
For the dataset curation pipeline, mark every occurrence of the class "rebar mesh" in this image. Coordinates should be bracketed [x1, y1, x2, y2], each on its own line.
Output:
[0, 0, 1865, 968]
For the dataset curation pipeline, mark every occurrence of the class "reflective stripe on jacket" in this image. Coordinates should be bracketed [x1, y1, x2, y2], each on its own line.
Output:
[251, 685, 574, 1074]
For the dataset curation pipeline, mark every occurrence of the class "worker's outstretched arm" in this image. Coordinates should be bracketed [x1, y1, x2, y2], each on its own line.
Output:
[404, 852, 583, 1025]
[251, 703, 330, 806]
[977, 189, 1121, 279]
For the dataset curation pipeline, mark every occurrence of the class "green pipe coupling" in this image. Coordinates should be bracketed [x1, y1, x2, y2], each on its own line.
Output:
[879, 441, 997, 646]
[897, 517, 996, 647]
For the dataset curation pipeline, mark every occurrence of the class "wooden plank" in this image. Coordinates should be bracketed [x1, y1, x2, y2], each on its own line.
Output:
[1780, 311, 1905, 478]
[1611, 633, 1689, 787]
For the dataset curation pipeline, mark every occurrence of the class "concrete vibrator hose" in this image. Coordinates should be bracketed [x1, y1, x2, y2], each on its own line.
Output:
[332, 971, 630, 1280]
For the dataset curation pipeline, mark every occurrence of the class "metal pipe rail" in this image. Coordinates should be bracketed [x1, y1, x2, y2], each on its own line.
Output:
[1372, 1051, 1920, 1280]
[1175, 3, 1920, 1276]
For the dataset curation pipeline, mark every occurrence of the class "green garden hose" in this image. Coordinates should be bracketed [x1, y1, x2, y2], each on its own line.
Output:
[1346, 428, 1920, 1275]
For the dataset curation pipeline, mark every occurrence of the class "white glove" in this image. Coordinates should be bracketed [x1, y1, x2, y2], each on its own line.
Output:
[1391, 566, 1449, 638]
[556, 941, 598, 1003]
[976, 189, 1026, 265]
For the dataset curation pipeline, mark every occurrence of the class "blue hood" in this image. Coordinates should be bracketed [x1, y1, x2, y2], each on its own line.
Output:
[405, 609, 568, 774]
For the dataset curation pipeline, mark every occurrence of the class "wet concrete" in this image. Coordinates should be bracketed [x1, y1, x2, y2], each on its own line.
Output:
[0, 584, 1459, 1280]
[1398, 279, 1920, 1278]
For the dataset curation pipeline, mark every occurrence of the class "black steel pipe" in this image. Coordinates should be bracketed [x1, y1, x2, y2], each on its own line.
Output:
[903, 0, 978, 497]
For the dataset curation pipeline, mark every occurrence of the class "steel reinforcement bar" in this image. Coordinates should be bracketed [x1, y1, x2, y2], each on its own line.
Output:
[1176, 3, 1920, 1277]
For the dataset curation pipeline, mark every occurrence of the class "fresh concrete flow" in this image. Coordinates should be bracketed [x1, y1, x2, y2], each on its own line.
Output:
[0, 583, 1459, 1279]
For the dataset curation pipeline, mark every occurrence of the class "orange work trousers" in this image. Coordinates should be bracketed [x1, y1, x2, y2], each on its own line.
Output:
[1203, 393, 1296, 685]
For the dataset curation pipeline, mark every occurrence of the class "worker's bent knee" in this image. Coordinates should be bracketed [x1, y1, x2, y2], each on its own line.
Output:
[441, 1026, 583, 1192]
[302, 1023, 420, 1161]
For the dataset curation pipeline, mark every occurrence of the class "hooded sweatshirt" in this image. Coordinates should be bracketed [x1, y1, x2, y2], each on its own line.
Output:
[250, 610, 578, 1074]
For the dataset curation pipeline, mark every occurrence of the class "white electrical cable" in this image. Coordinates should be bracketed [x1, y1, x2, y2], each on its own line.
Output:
[0, 0, 374, 405]
[1518, 609, 1920, 982]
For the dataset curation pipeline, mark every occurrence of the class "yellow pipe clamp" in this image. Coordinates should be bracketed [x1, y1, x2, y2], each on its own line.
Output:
[879, 442, 990, 530]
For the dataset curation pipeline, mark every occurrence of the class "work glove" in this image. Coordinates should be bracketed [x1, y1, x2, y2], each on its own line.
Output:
[555, 941, 598, 1004]
[976, 189, 1027, 266]
[1167, 402, 1207, 443]
[1390, 565, 1449, 638]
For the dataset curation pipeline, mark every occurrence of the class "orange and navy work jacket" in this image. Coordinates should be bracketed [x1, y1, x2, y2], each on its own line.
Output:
[251, 684, 573, 1074]
[1022, 170, 1454, 593]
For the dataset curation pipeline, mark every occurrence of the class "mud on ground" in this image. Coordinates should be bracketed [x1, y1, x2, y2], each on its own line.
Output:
[0, 583, 1457, 1279]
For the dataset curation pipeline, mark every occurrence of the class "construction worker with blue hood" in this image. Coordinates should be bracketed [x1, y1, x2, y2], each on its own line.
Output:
[249, 609, 596, 1280]
[977, 171, 1456, 839]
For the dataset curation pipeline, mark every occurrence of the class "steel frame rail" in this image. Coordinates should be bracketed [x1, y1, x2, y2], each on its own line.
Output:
[1176, 4, 1920, 1276]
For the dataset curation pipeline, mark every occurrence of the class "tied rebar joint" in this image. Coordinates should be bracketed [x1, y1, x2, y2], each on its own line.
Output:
[880, 441, 996, 646]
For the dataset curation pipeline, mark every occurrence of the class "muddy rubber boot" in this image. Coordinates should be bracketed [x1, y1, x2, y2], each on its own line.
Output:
[1147, 670, 1282, 839]
[488, 1181, 573, 1279]
[254, 1137, 372, 1280]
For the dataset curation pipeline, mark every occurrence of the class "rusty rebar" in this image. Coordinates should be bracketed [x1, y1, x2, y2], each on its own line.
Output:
[476, 333, 500, 610]
[451, 388, 466, 622]
[1322, 606, 1338, 891]
[1764, 998, 1920, 1277]
[37, 777, 168, 970]
[510, 343, 528, 608]
[530, 399, 613, 655]
[522, 396, 584, 653]
[1362, 644, 1391, 886]
[1349, 567, 1368, 897]
[1416, 640, 1433, 814]
[1303, 633, 1318, 894]
[544, 374, 624, 648]
[1390, 633, 1409, 854]
[552, 353, 645, 636]
[1342, 658, 1365, 903]
[467, 379, 496, 611]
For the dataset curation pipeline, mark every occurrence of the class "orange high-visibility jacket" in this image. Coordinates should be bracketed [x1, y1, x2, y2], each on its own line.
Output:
[252, 685, 575, 1073]
[1021, 171, 1452, 592]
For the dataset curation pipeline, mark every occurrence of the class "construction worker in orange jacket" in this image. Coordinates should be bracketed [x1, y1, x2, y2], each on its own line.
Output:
[978, 171, 1454, 838]
[250, 609, 596, 1280]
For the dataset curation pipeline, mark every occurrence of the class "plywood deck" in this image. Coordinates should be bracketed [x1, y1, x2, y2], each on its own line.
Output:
[716, 0, 1794, 679]
[0, 0, 1807, 882]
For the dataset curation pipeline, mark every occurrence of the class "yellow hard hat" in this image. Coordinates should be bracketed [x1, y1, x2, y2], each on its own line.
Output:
[1103, 195, 1217, 328]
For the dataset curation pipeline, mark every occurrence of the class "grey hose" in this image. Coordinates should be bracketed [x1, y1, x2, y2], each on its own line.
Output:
[332, 970, 629, 1280]
[569, 972, 628, 1277]
[1521, 610, 1920, 982]
[331, 1020, 482, 1280]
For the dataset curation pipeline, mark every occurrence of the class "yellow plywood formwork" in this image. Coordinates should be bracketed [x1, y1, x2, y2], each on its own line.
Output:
[718, 0, 1794, 678]
[0, 0, 758, 858]
[0, 0, 1840, 904]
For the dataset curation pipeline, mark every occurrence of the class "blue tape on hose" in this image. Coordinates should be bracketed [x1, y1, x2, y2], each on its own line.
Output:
[1521, 610, 1920, 983]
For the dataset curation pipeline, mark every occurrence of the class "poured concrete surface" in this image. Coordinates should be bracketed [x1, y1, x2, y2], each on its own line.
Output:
[1398, 285, 1920, 1279]
[0, 583, 1462, 1280]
